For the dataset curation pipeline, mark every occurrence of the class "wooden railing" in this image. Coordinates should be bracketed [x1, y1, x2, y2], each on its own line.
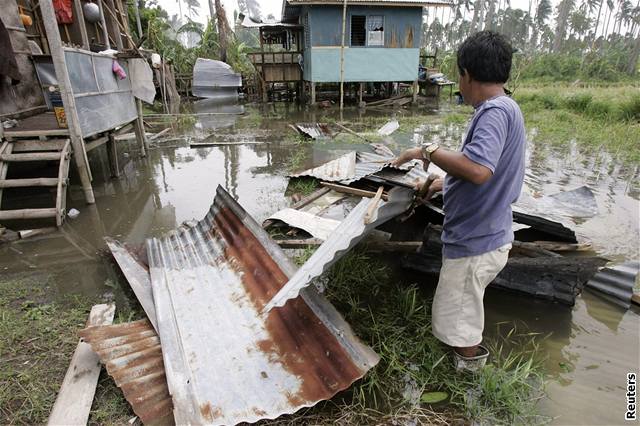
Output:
[247, 51, 301, 65]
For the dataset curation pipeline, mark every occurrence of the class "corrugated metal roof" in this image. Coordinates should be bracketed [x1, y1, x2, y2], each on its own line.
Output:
[79, 320, 173, 425]
[585, 261, 639, 309]
[290, 151, 356, 181]
[267, 208, 341, 240]
[264, 186, 414, 312]
[241, 15, 302, 28]
[293, 123, 333, 139]
[146, 185, 379, 425]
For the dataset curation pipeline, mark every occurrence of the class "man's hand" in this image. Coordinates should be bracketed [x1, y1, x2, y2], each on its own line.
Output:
[414, 176, 443, 201]
[391, 147, 422, 168]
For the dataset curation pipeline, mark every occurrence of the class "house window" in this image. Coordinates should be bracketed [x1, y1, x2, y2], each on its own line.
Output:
[367, 16, 384, 46]
[351, 15, 366, 46]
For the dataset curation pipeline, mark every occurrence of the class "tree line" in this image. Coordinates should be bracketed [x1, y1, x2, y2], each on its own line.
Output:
[423, 0, 640, 78]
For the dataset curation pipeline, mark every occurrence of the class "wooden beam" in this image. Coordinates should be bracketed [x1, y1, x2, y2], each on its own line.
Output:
[39, 0, 95, 204]
[72, 0, 89, 49]
[320, 182, 389, 201]
[134, 99, 148, 156]
[96, 0, 111, 49]
[106, 132, 120, 178]
[0, 178, 60, 188]
[0, 208, 58, 220]
[47, 304, 115, 426]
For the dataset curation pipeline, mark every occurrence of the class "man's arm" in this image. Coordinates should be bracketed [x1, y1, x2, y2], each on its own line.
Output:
[392, 148, 492, 185]
[392, 107, 508, 185]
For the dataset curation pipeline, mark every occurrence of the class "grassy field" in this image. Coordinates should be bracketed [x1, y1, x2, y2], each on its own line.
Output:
[0, 274, 134, 425]
[513, 84, 640, 163]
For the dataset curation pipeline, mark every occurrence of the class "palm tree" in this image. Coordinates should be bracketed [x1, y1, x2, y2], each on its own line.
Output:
[531, 0, 552, 47]
[553, 0, 576, 52]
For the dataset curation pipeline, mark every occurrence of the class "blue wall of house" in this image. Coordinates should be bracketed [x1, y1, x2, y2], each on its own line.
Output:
[298, 5, 422, 82]
[308, 5, 422, 48]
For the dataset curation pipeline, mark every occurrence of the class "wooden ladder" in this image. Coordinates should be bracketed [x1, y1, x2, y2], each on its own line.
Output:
[0, 138, 71, 227]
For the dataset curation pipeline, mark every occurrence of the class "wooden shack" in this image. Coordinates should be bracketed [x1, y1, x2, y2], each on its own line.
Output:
[0, 0, 148, 227]
[279, 0, 450, 104]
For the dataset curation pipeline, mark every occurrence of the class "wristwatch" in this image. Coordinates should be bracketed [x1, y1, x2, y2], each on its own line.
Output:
[421, 142, 440, 161]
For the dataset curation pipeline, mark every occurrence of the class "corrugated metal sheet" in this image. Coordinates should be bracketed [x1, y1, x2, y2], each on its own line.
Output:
[290, 151, 356, 181]
[340, 151, 416, 185]
[241, 15, 302, 28]
[79, 320, 173, 425]
[377, 120, 399, 136]
[293, 123, 333, 139]
[105, 238, 158, 332]
[586, 261, 639, 309]
[267, 208, 340, 240]
[146, 185, 379, 425]
[264, 186, 414, 312]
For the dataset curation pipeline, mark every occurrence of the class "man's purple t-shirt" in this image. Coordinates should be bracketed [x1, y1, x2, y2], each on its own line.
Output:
[442, 95, 526, 259]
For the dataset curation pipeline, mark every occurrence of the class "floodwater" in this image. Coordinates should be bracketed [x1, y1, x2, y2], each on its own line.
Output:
[1, 100, 638, 425]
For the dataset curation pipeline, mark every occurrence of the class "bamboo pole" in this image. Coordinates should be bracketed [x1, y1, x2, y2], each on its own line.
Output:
[339, 0, 348, 110]
[132, 0, 143, 39]
[39, 0, 96, 204]
[72, 0, 90, 49]
[96, 0, 111, 49]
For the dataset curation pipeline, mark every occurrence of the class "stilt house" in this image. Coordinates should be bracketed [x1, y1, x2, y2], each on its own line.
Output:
[280, 0, 450, 103]
[0, 0, 149, 226]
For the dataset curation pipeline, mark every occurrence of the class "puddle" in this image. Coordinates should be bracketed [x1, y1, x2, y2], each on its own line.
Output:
[0, 100, 638, 425]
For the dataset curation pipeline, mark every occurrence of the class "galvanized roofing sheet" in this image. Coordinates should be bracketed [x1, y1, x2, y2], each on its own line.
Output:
[586, 261, 639, 309]
[146, 185, 379, 425]
[290, 151, 356, 181]
[293, 123, 333, 139]
[264, 186, 414, 312]
[79, 320, 173, 425]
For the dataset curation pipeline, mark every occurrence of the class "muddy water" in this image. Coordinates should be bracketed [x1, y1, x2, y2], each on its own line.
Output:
[0, 101, 638, 424]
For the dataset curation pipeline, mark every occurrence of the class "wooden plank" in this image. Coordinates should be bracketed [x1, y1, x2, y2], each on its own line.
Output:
[11, 139, 67, 152]
[85, 136, 109, 152]
[0, 208, 58, 220]
[276, 239, 422, 252]
[632, 293, 640, 306]
[0, 178, 60, 188]
[47, 304, 116, 426]
[1, 152, 62, 162]
[320, 182, 389, 201]
[0, 142, 14, 209]
[106, 133, 120, 178]
[18, 227, 58, 239]
[56, 141, 71, 227]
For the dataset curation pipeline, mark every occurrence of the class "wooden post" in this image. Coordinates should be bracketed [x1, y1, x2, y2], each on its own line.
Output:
[72, 0, 89, 49]
[412, 79, 419, 104]
[310, 82, 316, 105]
[358, 82, 364, 105]
[96, 0, 110, 49]
[40, 0, 96, 204]
[105, 0, 123, 51]
[132, 0, 143, 39]
[339, 0, 347, 110]
[106, 132, 119, 177]
[134, 99, 148, 157]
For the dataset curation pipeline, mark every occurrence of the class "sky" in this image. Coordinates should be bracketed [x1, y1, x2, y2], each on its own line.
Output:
[157, 0, 550, 28]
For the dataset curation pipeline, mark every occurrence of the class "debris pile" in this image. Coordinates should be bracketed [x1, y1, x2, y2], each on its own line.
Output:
[47, 139, 633, 425]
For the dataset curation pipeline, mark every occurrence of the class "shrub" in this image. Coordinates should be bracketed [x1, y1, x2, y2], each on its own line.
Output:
[585, 100, 614, 119]
[618, 95, 640, 122]
[564, 93, 593, 113]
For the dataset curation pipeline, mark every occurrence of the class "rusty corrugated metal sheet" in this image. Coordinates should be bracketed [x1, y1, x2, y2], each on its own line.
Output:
[79, 320, 173, 425]
[146, 185, 379, 425]
[290, 151, 356, 181]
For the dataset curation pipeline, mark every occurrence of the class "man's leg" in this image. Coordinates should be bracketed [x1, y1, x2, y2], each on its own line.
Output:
[431, 244, 511, 357]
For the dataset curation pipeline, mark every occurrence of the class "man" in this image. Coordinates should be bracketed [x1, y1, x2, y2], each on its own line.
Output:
[392, 31, 526, 368]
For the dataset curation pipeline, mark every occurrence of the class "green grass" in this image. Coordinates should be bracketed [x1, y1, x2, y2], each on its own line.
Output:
[286, 250, 547, 425]
[0, 275, 135, 425]
[286, 177, 320, 197]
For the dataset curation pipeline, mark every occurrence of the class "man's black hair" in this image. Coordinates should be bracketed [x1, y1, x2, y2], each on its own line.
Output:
[457, 31, 513, 83]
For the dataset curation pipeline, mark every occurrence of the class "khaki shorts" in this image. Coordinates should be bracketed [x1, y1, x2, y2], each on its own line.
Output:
[431, 244, 511, 347]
